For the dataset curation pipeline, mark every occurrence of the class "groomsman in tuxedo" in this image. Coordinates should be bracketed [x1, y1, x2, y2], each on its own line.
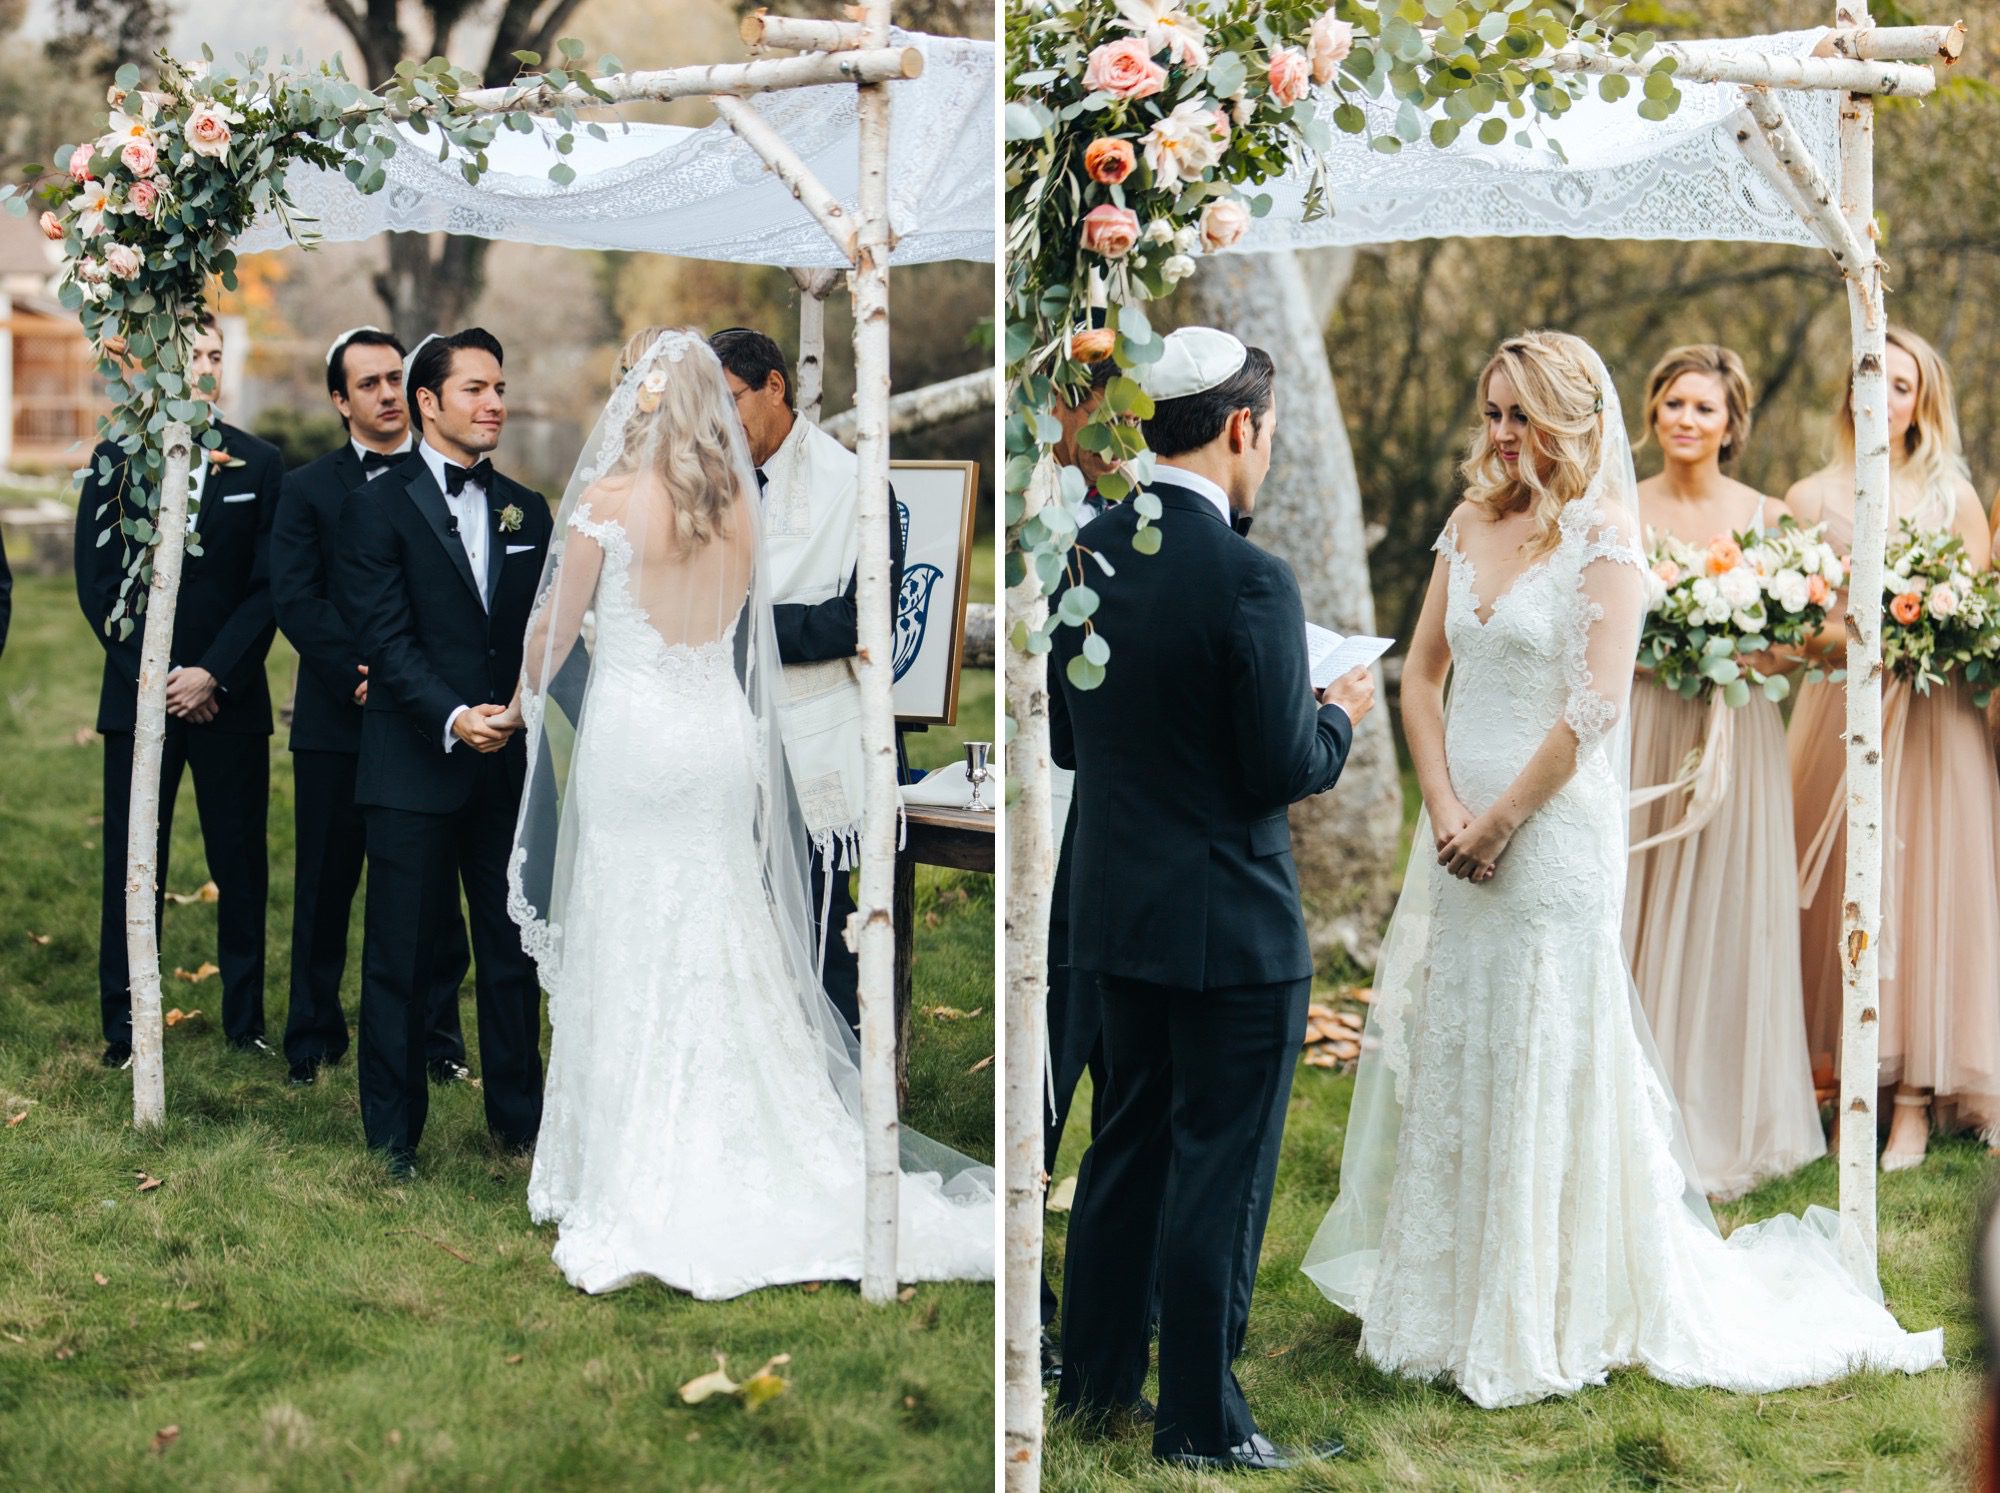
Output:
[1051, 328, 1374, 1471]
[74, 313, 284, 1068]
[271, 326, 472, 1088]
[709, 327, 904, 1036]
[335, 328, 552, 1177]
[0, 533, 12, 660]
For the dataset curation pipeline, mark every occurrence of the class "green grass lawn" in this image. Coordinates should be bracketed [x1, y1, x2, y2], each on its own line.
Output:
[0, 572, 995, 1491]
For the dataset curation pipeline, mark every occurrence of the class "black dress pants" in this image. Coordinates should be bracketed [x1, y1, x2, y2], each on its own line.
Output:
[283, 749, 469, 1069]
[1055, 973, 1310, 1458]
[357, 758, 543, 1159]
[809, 845, 861, 1036]
[98, 725, 268, 1047]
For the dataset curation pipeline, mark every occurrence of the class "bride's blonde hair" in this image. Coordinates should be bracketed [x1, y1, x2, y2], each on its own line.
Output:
[1460, 330, 1607, 558]
[608, 327, 741, 550]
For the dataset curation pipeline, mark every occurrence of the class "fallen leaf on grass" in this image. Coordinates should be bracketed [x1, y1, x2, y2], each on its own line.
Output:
[26, 932, 52, 947]
[922, 1005, 983, 1022]
[176, 1301, 201, 1312]
[172, 964, 219, 985]
[164, 1008, 203, 1027]
[6, 1112, 25, 1127]
[135, 1172, 163, 1193]
[1264, 1344, 1293, 1359]
[1046, 1176, 1077, 1212]
[1, 1330, 23, 1344]
[897, 1287, 916, 1304]
[164, 882, 219, 906]
[966, 1054, 993, 1075]
[71, 727, 95, 747]
[188, 1340, 206, 1352]
[53, 1346, 73, 1360]
[92, 1273, 108, 1287]
[503, 1354, 524, 1366]
[800, 1282, 822, 1294]
[680, 1352, 792, 1412]
[149, 1425, 179, 1455]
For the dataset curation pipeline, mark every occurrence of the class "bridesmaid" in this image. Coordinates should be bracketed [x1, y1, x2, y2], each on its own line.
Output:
[1788, 325, 2000, 1170]
[1625, 344, 1824, 1199]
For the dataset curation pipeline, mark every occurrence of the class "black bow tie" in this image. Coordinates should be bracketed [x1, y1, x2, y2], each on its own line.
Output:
[1232, 512, 1255, 538]
[443, 459, 493, 496]
[754, 467, 769, 496]
[358, 449, 399, 474]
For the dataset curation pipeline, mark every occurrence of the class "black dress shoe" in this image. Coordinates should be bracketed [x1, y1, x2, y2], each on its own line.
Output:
[230, 1036, 276, 1057]
[286, 1060, 318, 1087]
[386, 1151, 418, 1181]
[1159, 1433, 1346, 1472]
[1040, 1328, 1062, 1386]
[428, 1058, 472, 1085]
[101, 1041, 133, 1070]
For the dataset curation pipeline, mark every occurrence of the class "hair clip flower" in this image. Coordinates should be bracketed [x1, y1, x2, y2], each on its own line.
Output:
[635, 366, 669, 414]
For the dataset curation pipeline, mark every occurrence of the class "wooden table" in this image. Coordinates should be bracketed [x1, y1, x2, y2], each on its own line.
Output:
[895, 803, 996, 1105]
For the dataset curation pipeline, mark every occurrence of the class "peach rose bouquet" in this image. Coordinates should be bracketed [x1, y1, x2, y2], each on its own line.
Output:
[1880, 519, 2000, 702]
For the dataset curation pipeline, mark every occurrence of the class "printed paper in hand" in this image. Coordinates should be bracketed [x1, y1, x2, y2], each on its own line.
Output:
[1306, 622, 1393, 692]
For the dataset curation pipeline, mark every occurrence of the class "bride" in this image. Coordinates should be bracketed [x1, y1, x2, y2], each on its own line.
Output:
[497, 328, 993, 1299]
[1301, 330, 1941, 1407]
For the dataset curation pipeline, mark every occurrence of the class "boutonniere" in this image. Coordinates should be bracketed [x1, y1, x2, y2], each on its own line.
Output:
[497, 504, 524, 534]
[207, 447, 245, 470]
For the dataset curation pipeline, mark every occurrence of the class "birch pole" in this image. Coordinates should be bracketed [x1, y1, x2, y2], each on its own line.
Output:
[127, 423, 194, 1130]
[1834, 0, 1887, 1277]
[1003, 457, 1057, 1491]
[850, 0, 901, 1305]
[787, 267, 841, 425]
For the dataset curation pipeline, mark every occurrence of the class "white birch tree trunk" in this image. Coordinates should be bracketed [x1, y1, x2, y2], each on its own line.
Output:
[1182, 251, 1404, 964]
[851, 0, 901, 1305]
[1834, 0, 1885, 1278]
[1002, 456, 1057, 1492]
[128, 424, 193, 1130]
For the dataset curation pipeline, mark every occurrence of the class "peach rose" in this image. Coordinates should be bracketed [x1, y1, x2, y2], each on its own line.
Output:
[1083, 38, 1167, 101]
[104, 243, 142, 280]
[1072, 328, 1116, 364]
[1267, 47, 1311, 108]
[1309, 16, 1357, 85]
[1083, 138, 1136, 186]
[1199, 197, 1250, 253]
[38, 210, 64, 241]
[1890, 591, 1923, 625]
[1653, 559, 1681, 586]
[125, 178, 160, 218]
[184, 104, 236, 160]
[1705, 535, 1742, 575]
[67, 144, 95, 183]
[1806, 573, 1831, 606]
[1079, 203, 1140, 260]
[120, 138, 158, 178]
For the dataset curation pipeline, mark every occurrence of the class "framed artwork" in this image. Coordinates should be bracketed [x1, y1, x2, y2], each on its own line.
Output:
[891, 459, 979, 726]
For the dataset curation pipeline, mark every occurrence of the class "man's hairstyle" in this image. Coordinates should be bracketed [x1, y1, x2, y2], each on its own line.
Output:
[327, 328, 407, 399]
[408, 327, 504, 421]
[1140, 346, 1276, 458]
[194, 309, 219, 335]
[708, 327, 793, 410]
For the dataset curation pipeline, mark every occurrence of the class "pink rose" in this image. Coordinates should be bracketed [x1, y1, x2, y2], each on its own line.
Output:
[104, 243, 142, 280]
[67, 144, 95, 183]
[126, 178, 160, 218]
[1079, 203, 1140, 260]
[184, 104, 235, 159]
[1199, 197, 1250, 252]
[1309, 16, 1356, 85]
[1928, 583, 1959, 620]
[1806, 573, 1830, 606]
[1653, 560, 1681, 586]
[120, 138, 158, 178]
[1267, 47, 1311, 108]
[38, 210, 64, 242]
[1083, 37, 1167, 101]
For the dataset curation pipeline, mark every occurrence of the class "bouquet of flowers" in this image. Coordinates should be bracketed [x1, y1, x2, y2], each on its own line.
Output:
[1880, 519, 2000, 704]
[1638, 518, 1845, 706]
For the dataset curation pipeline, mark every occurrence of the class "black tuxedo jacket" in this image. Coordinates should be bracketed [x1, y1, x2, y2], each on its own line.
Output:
[1051, 479, 1353, 990]
[74, 422, 283, 736]
[334, 457, 553, 814]
[273, 444, 416, 754]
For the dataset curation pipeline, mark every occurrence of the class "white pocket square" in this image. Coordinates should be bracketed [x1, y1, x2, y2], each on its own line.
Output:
[505, 543, 534, 555]
[221, 492, 257, 503]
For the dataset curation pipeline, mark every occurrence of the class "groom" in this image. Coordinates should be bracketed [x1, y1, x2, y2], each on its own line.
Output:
[335, 327, 552, 1176]
[1051, 327, 1374, 1470]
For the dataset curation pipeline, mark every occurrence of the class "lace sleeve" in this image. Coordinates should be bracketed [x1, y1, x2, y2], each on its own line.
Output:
[1564, 510, 1647, 750]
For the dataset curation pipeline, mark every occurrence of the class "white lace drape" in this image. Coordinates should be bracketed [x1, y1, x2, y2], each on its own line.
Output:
[1242, 30, 1836, 253]
[234, 31, 993, 267]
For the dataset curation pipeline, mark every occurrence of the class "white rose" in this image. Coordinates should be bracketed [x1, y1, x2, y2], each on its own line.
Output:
[1142, 218, 1173, 246]
[1769, 569, 1809, 613]
[1733, 606, 1766, 633]
[1717, 565, 1761, 610]
[1142, 98, 1226, 189]
[1644, 570, 1670, 612]
[1161, 253, 1197, 284]
[1172, 224, 1200, 255]
[1690, 577, 1720, 611]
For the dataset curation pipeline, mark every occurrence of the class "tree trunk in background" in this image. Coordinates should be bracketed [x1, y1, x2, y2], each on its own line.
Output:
[1183, 250, 1403, 968]
[372, 232, 489, 347]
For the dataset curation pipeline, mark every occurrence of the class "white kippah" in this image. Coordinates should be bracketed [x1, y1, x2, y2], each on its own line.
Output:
[1137, 327, 1247, 401]
[402, 332, 441, 388]
[325, 324, 384, 367]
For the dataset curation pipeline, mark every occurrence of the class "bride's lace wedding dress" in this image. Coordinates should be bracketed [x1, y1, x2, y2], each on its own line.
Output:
[1302, 487, 1942, 1409]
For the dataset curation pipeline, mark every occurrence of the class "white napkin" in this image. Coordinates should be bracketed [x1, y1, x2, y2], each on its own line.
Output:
[901, 761, 976, 809]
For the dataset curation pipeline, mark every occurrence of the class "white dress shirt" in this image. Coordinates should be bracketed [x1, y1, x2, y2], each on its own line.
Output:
[1152, 462, 1232, 526]
[421, 440, 492, 751]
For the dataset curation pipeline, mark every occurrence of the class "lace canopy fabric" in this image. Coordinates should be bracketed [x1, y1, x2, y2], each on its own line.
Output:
[233, 31, 994, 267]
[1242, 29, 1837, 254]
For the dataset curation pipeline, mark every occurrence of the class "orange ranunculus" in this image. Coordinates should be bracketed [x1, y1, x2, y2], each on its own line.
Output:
[1806, 573, 1831, 606]
[1083, 138, 1136, 186]
[1890, 591, 1924, 625]
[1072, 328, 1116, 364]
[1705, 536, 1743, 575]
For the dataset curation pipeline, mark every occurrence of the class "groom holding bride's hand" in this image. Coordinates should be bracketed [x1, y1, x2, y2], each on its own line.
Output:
[1051, 327, 1372, 1472]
